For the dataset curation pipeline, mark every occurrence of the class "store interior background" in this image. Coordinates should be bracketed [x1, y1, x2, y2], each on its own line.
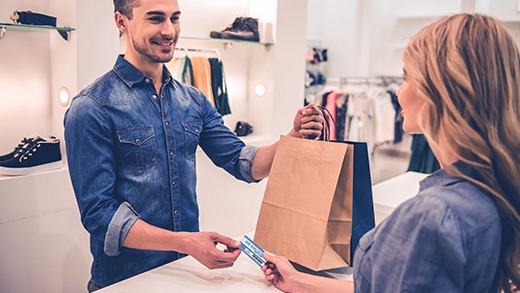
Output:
[1, 0, 519, 292]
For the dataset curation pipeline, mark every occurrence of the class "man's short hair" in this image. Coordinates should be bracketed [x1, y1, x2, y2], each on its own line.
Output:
[114, 0, 140, 19]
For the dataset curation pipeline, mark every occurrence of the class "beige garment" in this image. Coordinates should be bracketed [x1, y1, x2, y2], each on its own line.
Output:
[190, 56, 215, 106]
[166, 57, 184, 82]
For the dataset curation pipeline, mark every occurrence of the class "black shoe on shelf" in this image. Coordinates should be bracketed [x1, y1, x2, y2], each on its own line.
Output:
[0, 136, 38, 163]
[0, 136, 62, 176]
[221, 17, 260, 42]
[210, 17, 247, 39]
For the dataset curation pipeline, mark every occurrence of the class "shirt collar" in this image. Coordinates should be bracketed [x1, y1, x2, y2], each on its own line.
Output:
[113, 55, 174, 88]
[419, 160, 478, 191]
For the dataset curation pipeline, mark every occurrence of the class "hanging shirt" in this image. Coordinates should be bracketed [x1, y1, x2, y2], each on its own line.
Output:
[388, 90, 404, 144]
[325, 91, 338, 140]
[191, 56, 215, 106]
[208, 58, 231, 116]
[335, 94, 349, 141]
[166, 56, 194, 86]
[165, 57, 184, 82]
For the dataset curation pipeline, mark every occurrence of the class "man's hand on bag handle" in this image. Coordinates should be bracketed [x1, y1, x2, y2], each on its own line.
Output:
[251, 103, 325, 180]
[290, 103, 324, 139]
[182, 231, 241, 269]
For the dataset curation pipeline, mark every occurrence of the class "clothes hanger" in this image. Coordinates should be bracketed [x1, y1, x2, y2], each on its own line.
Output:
[211, 48, 222, 61]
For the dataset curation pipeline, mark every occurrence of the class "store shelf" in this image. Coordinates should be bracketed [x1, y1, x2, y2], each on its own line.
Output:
[179, 36, 273, 50]
[0, 165, 68, 182]
[0, 23, 75, 41]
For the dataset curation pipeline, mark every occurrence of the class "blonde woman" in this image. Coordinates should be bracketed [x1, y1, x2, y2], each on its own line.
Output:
[262, 13, 520, 293]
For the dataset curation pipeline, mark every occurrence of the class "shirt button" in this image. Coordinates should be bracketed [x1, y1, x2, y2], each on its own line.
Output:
[169, 152, 174, 157]
[165, 121, 169, 126]
[152, 94, 157, 99]
[135, 139, 141, 144]
[145, 78, 150, 83]
[174, 210, 179, 216]
[172, 180, 177, 186]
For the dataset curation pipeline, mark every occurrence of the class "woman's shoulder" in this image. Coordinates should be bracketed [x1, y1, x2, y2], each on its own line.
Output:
[358, 177, 501, 292]
[394, 172, 500, 237]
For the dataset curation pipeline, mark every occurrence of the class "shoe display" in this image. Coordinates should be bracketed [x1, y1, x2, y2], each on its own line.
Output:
[0, 136, 62, 176]
[0, 136, 38, 163]
[210, 17, 247, 39]
[221, 17, 260, 42]
[210, 17, 260, 42]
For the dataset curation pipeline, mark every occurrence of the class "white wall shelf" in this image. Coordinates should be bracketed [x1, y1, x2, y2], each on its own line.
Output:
[180, 36, 273, 51]
[0, 22, 75, 41]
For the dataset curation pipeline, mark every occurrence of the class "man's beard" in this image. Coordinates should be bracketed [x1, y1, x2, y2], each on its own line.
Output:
[132, 37, 176, 63]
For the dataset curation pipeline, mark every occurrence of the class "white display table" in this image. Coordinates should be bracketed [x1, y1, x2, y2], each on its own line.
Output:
[98, 171, 428, 292]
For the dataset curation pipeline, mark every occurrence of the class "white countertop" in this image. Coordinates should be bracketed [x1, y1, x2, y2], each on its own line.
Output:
[98, 247, 279, 292]
[98, 171, 427, 292]
[98, 231, 354, 293]
[372, 171, 428, 224]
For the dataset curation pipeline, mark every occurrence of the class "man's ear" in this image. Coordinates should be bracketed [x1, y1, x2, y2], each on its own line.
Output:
[114, 12, 128, 33]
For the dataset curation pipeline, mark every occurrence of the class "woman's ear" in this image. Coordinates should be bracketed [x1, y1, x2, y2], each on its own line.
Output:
[114, 12, 127, 34]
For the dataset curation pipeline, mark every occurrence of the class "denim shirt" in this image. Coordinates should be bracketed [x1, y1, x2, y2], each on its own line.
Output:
[353, 161, 501, 292]
[64, 55, 259, 288]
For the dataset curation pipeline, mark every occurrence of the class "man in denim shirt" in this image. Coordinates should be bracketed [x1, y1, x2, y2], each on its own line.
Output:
[64, 0, 324, 290]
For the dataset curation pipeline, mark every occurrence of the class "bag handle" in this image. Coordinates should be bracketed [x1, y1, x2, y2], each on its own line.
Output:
[310, 105, 335, 142]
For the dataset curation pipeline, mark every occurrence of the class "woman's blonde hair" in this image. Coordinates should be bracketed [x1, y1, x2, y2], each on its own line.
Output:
[404, 13, 520, 292]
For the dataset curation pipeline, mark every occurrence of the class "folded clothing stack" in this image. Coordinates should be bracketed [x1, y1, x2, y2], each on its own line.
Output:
[0, 136, 62, 176]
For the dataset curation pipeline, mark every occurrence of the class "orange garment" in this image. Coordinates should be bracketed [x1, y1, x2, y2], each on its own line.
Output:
[190, 56, 215, 106]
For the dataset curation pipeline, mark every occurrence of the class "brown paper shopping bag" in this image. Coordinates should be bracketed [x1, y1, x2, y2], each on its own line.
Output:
[254, 135, 355, 271]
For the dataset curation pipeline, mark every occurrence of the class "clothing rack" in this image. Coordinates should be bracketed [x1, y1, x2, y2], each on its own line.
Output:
[174, 47, 222, 60]
[327, 76, 405, 88]
[310, 76, 407, 156]
[168, 46, 231, 116]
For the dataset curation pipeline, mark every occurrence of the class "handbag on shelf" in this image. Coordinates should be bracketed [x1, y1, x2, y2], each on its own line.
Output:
[254, 106, 375, 271]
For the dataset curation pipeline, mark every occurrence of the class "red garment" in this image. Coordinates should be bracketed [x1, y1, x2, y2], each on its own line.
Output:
[325, 91, 338, 140]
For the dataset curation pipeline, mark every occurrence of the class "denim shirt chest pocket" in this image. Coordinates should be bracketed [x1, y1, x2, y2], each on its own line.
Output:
[117, 125, 158, 175]
[181, 120, 202, 160]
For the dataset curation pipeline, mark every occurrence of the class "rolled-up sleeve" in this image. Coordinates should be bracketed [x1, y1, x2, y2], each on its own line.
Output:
[104, 202, 140, 256]
[238, 144, 260, 183]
